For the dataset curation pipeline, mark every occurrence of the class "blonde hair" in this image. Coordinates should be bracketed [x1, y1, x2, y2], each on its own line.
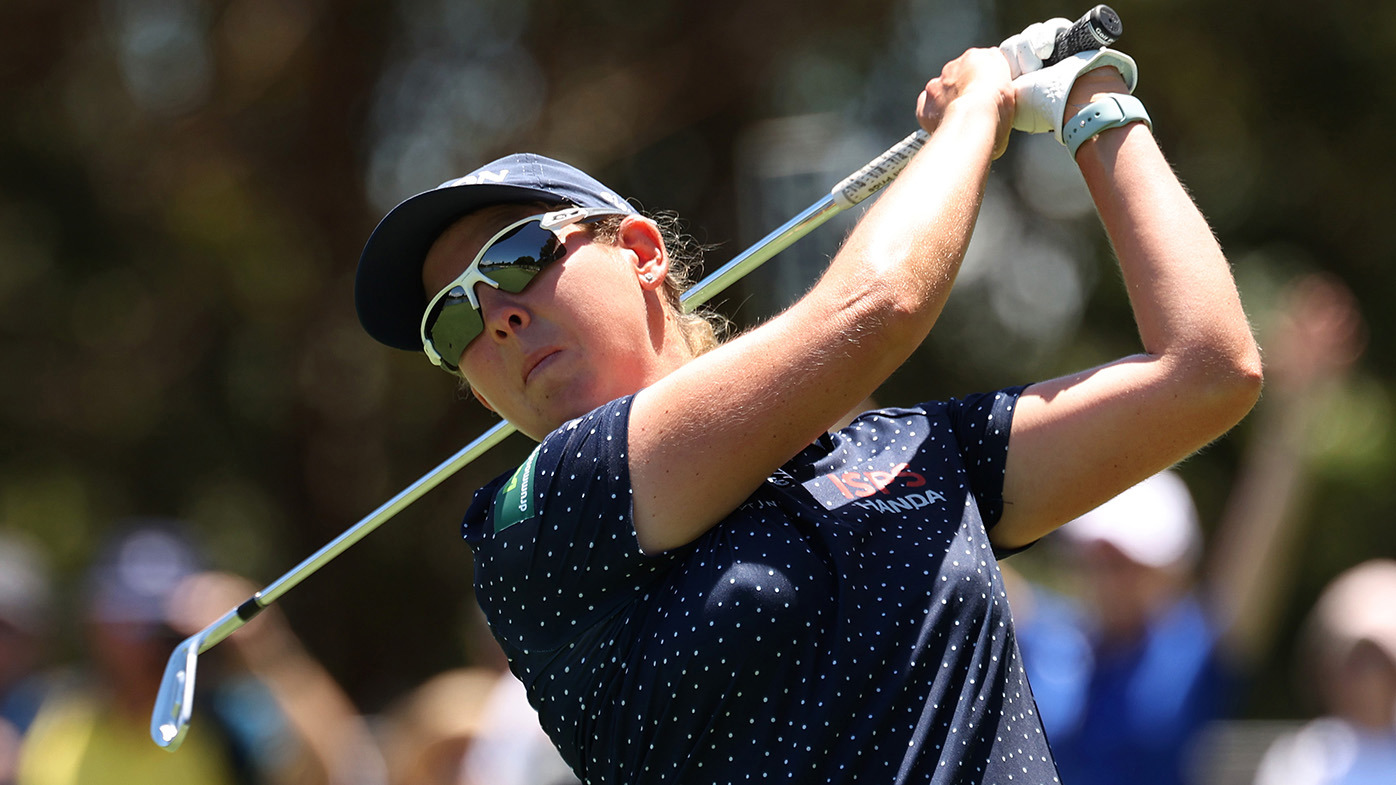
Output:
[585, 210, 730, 356]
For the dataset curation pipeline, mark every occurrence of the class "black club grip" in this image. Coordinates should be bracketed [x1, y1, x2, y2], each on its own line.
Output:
[1044, 5, 1123, 66]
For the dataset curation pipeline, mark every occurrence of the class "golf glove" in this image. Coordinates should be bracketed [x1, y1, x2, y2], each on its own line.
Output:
[998, 18, 1074, 79]
[1011, 48, 1139, 143]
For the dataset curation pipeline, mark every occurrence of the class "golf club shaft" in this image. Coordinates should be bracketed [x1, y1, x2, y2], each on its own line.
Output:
[203, 418, 518, 653]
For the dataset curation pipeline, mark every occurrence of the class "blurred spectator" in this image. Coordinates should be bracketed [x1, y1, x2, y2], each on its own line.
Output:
[1016, 471, 1234, 785]
[165, 569, 387, 785]
[378, 665, 577, 785]
[378, 667, 496, 785]
[457, 671, 578, 785]
[15, 519, 384, 785]
[1251, 559, 1396, 785]
[0, 532, 54, 785]
[1011, 273, 1368, 785]
[379, 604, 577, 785]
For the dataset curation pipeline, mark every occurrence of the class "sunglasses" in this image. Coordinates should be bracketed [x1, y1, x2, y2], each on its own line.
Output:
[420, 206, 629, 372]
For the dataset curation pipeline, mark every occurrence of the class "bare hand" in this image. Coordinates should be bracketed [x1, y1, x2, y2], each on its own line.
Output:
[916, 48, 1015, 158]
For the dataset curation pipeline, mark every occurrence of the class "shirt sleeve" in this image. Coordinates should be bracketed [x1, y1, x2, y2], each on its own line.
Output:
[944, 386, 1025, 533]
[463, 395, 677, 655]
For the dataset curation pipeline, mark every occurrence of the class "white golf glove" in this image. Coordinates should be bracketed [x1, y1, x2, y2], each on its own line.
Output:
[1011, 49, 1139, 143]
[998, 17, 1074, 79]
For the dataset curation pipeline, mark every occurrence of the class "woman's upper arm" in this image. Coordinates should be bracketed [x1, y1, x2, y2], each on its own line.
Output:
[991, 351, 1261, 550]
[627, 309, 892, 554]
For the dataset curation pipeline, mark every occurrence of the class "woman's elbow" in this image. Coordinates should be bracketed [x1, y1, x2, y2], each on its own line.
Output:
[1225, 347, 1265, 418]
[1186, 337, 1265, 426]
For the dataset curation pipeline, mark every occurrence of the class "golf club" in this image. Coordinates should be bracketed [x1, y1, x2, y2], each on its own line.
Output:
[151, 5, 1121, 750]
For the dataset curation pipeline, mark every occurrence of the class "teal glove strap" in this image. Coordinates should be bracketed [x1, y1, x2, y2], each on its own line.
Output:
[1064, 93, 1151, 158]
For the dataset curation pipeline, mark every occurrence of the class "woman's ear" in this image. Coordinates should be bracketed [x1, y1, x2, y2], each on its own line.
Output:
[618, 216, 669, 291]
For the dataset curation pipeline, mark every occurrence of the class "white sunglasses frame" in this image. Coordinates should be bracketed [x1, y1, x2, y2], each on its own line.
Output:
[419, 206, 631, 370]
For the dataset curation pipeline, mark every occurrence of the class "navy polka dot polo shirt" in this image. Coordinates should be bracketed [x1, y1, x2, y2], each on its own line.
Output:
[462, 387, 1060, 784]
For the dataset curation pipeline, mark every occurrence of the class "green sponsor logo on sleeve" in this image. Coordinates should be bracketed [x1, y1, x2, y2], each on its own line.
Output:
[493, 445, 543, 532]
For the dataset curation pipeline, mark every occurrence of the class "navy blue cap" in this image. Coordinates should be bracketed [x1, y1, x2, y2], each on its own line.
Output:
[355, 153, 638, 352]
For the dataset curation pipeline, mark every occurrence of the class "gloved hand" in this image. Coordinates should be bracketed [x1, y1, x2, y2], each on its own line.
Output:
[998, 17, 1074, 79]
[1011, 49, 1139, 143]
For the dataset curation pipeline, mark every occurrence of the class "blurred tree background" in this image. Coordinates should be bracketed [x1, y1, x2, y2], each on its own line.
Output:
[1, 0, 1392, 727]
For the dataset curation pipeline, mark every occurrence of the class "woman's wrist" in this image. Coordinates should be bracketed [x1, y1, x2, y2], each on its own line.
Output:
[1065, 94, 1151, 160]
[939, 88, 1013, 153]
[951, 87, 1012, 124]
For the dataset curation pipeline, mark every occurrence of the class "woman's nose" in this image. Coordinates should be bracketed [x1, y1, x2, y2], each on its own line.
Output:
[475, 284, 530, 341]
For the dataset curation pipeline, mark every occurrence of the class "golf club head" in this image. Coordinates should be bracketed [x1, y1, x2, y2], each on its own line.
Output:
[150, 632, 201, 750]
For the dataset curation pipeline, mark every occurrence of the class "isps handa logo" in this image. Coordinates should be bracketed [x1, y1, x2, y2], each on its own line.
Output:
[823, 463, 947, 514]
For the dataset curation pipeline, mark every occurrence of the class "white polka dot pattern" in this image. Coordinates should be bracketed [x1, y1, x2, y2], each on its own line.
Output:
[461, 388, 1060, 784]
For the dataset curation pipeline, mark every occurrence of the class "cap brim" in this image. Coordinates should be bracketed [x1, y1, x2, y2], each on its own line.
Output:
[355, 183, 571, 352]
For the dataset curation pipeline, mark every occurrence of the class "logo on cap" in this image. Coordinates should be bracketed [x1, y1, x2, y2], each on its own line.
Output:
[450, 169, 510, 187]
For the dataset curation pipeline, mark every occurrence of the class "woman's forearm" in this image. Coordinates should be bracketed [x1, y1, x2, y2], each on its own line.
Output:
[1078, 122, 1262, 410]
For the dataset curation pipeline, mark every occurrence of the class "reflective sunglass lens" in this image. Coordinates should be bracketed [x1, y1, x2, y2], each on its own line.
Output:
[483, 264, 542, 293]
[429, 300, 483, 369]
[477, 226, 560, 292]
[422, 208, 618, 371]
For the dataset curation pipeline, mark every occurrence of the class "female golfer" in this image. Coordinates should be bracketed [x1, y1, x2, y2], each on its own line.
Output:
[354, 44, 1261, 784]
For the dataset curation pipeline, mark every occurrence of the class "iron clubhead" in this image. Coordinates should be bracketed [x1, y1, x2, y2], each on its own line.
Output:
[150, 633, 201, 750]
